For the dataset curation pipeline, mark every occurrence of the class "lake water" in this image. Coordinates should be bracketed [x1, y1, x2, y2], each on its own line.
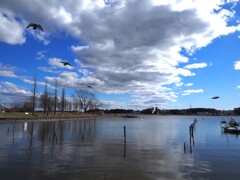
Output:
[0, 115, 240, 180]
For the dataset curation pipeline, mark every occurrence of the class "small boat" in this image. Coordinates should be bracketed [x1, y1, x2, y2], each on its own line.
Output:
[228, 119, 239, 126]
[221, 120, 227, 124]
[221, 124, 240, 134]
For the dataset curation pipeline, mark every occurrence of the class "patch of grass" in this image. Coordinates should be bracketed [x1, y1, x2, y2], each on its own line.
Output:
[0, 111, 97, 120]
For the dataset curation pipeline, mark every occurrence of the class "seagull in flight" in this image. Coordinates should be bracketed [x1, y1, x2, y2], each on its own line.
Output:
[61, 61, 72, 67]
[26, 23, 44, 31]
[87, 85, 93, 89]
[211, 96, 220, 99]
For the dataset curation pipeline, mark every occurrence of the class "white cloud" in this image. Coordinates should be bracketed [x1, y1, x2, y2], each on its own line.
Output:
[234, 61, 240, 70]
[2, 81, 18, 89]
[184, 62, 208, 69]
[35, 50, 47, 60]
[185, 83, 194, 87]
[0, 0, 239, 108]
[50, 6, 73, 24]
[71, 45, 89, 52]
[0, 81, 32, 104]
[48, 57, 73, 70]
[0, 63, 17, 77]
[30, 31, 50, 45]
[45, 71, 104, 89]
[22, 78, 46, 86]
[37, 66, 60, 74]
[176, 68, 195, 77]
[0, 70, 17, 77]
[0, 12, 25, 45]
[182, 89, 204, 96]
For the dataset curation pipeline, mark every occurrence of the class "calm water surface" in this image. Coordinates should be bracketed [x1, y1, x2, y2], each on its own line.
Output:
[0, 115, 240, 180]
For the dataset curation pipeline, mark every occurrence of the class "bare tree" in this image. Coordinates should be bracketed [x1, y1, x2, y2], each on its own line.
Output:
[90, 98, 102, 110]
[39, 80, 48, 115]
[47, 92, 55, 113]
[32, 75, 37, 116]
[53, 80, 58, 115]
[66, 99, 72, 111]
[23, 97, 33, 112]
[73, 89, 99, 113]
[61, 87, 66, 113]
[72, 94, 79, 111]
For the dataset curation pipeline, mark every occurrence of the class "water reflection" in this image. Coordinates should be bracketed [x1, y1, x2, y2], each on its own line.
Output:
[1, 116, 240, 179]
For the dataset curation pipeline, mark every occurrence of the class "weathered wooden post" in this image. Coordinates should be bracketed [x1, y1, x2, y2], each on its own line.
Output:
[191, 124, 194, 138]
[190, 142, 192, 154]
[124, 125, 126, 144]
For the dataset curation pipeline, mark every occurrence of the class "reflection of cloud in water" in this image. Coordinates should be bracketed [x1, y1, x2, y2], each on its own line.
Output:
[0, 118, 213, 180]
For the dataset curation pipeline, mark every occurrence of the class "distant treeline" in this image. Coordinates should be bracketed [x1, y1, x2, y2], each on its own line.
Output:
[102, 107, 239, 116]
[3, 103, 240, 116]
[140, 108, 220, 115]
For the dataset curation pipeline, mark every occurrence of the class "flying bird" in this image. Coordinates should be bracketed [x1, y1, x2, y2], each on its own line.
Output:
[211, 96, 220, 99]
[87, 85, 93, 88]
[61, 61, 72, 67]
[26, 23, 44, 31]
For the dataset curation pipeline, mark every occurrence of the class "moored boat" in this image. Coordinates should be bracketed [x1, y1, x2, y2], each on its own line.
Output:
[221, 124, 240, 134]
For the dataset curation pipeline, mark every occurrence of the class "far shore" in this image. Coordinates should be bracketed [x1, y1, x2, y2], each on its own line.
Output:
[0, 112, 140, 123]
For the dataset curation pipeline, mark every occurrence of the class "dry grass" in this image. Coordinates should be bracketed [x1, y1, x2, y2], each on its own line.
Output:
[0, 111, 103, 122]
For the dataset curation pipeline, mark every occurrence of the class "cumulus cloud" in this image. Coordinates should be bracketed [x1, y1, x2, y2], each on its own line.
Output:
[182, 89, 204, 96]
[22, 78, 48, 87]
[185, 83, 194, 87]
[0, 63, 17, 77]
[0, 81, 32, 104]
[68, 0, 239, 106]
[45, 71, 104, 89]
[37, 66, 60, 74]
[0, 70, 17, 78]
[234, 61, 240, 70]
[184, 62, 208, 69]
[0, 0, 239, 108]
[35, 50, 47, 60]
[0, 12, 25, 44]
[48, 57, 74, 70]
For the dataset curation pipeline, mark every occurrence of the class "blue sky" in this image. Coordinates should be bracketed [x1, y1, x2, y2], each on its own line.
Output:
[0, 0, 240, 110]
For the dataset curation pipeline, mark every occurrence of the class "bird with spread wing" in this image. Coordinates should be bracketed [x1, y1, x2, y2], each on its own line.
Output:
[26, 23, 44, 31]
[61, 61, 73, 67]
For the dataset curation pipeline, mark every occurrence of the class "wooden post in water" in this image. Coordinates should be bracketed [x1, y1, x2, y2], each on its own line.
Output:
[189, 124, 194, 154]
[189, 132, 193, 154]
[191, 124, 194, 138]
[124, 125, 126, 144]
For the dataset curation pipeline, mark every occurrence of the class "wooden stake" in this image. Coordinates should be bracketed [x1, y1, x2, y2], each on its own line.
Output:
[124, 126, 126, 144]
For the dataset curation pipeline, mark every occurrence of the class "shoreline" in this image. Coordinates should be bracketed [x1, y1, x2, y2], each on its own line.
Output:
[0, 114, 113, 123]
[0, 113, 138, 123]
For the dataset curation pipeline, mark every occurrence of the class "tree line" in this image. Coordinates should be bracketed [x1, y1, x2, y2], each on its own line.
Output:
[6, 75, 102, 115]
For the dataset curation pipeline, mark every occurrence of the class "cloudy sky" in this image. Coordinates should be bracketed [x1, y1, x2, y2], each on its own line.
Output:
[0, 0, 240, 110]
